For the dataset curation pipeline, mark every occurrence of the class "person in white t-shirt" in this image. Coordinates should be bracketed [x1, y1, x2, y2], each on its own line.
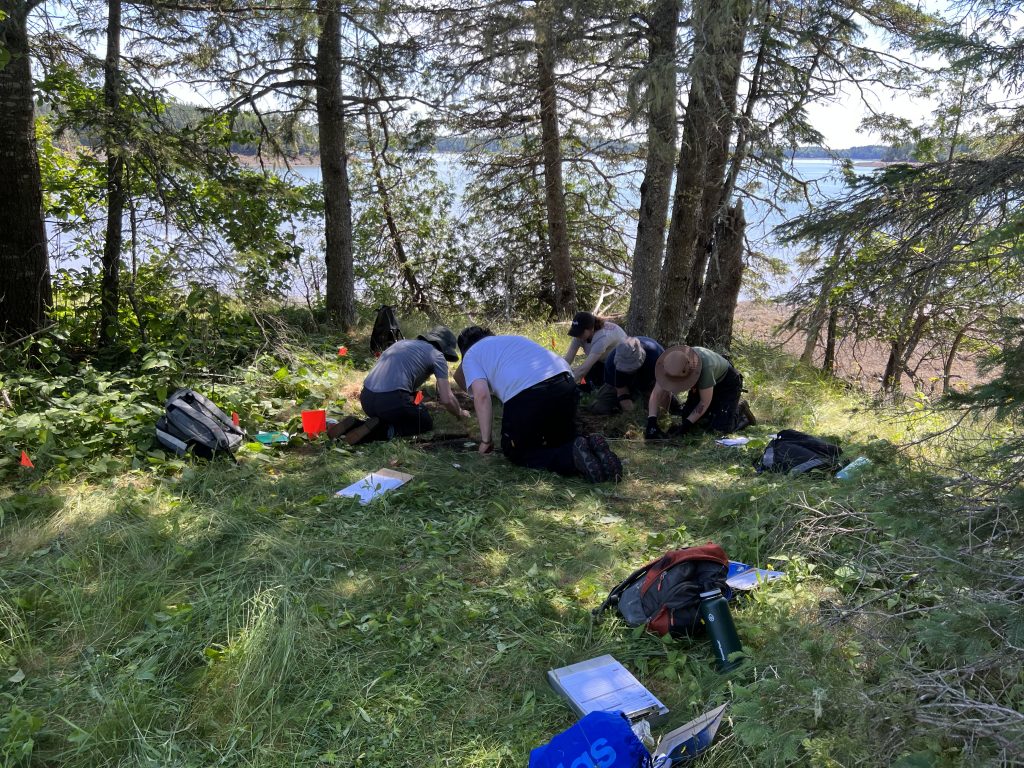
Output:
[563, 311, 627, 386]
[454, 326, 622, 482]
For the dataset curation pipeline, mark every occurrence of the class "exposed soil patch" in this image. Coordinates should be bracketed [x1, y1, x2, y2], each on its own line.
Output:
[412, 433, 477, 453]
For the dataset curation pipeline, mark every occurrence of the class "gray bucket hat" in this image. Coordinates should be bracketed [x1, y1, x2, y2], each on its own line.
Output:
[614, 337, 647, 373]
[418, 325, 459, 362]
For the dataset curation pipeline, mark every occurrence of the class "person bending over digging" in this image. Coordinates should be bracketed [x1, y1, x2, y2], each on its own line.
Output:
[339, 326, 470, 445]
[562, 311, 627, 388]
[589, 335, 665, 415]
[644, 345, 756, 440]
[455, 326, 622, 482]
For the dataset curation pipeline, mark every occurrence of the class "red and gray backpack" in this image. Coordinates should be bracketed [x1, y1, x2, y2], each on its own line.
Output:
[595, 543, 730, 639]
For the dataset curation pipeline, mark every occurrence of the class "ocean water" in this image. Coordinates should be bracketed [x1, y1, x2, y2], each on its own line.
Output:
[49, 154, 871, 297]
[282, 154, 867, 261]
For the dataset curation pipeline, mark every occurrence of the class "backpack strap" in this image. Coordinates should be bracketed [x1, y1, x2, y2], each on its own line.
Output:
[166, 400, 232, 451]
[178, 389, 243, 437]
[788, 456, 830, 475]
[594, 560, 654, 616]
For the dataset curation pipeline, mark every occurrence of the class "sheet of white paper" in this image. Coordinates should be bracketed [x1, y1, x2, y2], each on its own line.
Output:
[726, 561, 785, 591]
[715, 437, 750, 446]
[336, 470, 412, 504]
[548, 655, 667, 720]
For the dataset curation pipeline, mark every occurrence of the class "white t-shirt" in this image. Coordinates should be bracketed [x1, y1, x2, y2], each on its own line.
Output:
[462, 335, 571, 402]
[564, 322, 627, 379]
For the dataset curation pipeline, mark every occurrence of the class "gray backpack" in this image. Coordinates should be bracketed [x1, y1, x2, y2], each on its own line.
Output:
[155, 388, 245, 459]
[754, 429, 842, 476]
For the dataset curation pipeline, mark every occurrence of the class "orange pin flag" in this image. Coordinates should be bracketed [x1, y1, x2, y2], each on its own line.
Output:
[550, 336, 557, 350]
[337, 346, 348, 357]
[20, 451, 34, 469]
[414, 391, 424, 405]
[231, 412, 240, 427]
[580, 377, 587, 385]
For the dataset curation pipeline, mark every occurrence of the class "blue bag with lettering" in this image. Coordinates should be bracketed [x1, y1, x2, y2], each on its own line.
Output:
[529, 710, 652, 768]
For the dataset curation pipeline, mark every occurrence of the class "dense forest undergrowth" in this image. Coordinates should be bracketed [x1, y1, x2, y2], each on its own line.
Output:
[1, 305, 1021, 767]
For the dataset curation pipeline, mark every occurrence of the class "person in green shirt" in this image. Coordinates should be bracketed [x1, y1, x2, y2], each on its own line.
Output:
[644, 345, 755, 439]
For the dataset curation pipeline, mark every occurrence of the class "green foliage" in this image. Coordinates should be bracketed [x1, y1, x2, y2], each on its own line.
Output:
[0, 297, 352, 479]
[461, 137, 630, 318]
[351, 149, 469, 310]
[0, 695, 44, 766]
[1, 318, 1020, 766]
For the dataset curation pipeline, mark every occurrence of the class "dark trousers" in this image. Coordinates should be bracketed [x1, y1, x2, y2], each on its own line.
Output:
[679, 367, 743, 433]
[500, 373, 579, 475]
[360, 388, 433, 439]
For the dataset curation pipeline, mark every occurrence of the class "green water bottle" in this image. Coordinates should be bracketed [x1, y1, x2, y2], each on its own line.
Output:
[699, 589, 744, 672]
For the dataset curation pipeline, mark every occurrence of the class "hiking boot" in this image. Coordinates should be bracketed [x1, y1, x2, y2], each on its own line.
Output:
[327, 415, 360, 440]
[587, 434, 623, 482]
[344, 417, 380, 446]
[572, 436, 605, 483]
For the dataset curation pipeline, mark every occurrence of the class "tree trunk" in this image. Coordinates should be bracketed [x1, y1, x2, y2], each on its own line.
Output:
[100, 0, 124, 346]
[822, 308, 837, 374]
[0, 1, 52, 340]
[801, 238, 846, 366]
[882, 306, 929, 394]
[624, 0, 679, 336]
[942, 324, 967, 395]
[535, 0, 577, 318]
[656, 0, 751, 343]
[687, 200, 745, 349]
[317, 0, 356, 329]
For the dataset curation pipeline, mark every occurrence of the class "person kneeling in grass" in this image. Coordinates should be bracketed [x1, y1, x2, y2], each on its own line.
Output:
[455, 326, 622, 482]
[589, 335, 665, 415]
[644, 345, 755, 440]
[343, 326, 470, 445]
[563, 311, 627, 388]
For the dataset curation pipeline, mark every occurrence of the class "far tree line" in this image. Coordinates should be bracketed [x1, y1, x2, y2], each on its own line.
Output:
[2, 0, 1022, 397]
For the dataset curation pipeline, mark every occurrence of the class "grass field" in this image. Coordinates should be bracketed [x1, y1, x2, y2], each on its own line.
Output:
[1, 322, 1021, 767]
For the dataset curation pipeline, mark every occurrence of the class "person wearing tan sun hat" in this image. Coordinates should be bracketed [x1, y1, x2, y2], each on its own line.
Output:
[644, 345, 755, 439]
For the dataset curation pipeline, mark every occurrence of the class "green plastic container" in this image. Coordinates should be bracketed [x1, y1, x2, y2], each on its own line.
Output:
[255, 431, 289, 445]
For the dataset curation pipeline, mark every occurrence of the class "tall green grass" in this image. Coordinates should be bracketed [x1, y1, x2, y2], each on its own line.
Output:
[1, 327, 1020, 766]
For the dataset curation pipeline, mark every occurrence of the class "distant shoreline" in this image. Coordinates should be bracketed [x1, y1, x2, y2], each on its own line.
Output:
[233, 152, 320, 168]
[230, 152, 912, 170]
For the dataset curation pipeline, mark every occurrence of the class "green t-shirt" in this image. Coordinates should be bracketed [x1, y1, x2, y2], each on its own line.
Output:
[695, 347, 731, 390]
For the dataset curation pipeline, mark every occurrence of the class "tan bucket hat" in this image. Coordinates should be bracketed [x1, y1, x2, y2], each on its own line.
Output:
[655, 345, 701, 393]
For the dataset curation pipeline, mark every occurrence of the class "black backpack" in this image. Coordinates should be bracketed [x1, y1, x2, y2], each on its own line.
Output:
[155, 388, 245, 460]
[754, 429, 842, 475]
[370, 305, 403, 357]
[594, 543, 730, 639]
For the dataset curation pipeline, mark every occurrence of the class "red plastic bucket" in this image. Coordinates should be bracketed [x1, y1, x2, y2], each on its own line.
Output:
[301, 409, 327, 437]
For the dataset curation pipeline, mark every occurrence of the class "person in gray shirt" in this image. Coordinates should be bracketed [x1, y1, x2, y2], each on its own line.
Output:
[350, 326, 469, 443]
